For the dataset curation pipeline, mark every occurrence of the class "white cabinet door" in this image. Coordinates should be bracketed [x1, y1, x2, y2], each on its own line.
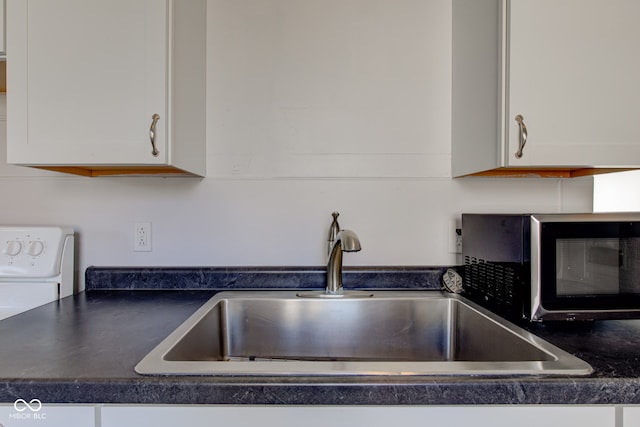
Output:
[0, 0, 5, 57]
[6, 0, 206, 177]
[507, 0, 640, 168]
[0, 404, 95, 427]
[8, 0, 167, 165]
[623, 406, 640, 426]
[101, 405, 615, 427]
[452, 0, 640, 177]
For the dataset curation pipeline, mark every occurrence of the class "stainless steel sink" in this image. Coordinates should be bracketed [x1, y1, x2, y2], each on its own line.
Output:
[135, 290, 592, 376]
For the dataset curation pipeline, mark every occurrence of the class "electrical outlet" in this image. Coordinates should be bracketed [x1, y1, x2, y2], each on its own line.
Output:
[134, 222, 152, 252]
[448, 219, 462, 254]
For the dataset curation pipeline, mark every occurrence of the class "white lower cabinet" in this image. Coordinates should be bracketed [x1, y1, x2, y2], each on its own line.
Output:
[100, 405, 615, 427]
[0, 404, 95, 427]
[0, 403, 624, 426]
[623, 406, 640, 426]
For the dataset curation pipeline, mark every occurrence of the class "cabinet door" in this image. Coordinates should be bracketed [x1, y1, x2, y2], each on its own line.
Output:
[624, 406, 640, 426]
[0, 404, 95, 427]
[7, 0, 168, 165]
[507, 0, 640, 168]
[0, 0, 5, 57]
[101, 405, 614, 427]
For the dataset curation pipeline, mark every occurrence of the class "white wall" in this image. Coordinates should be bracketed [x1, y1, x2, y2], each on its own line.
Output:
[0, 0, 593, 288]
[593, 170, 640, 212]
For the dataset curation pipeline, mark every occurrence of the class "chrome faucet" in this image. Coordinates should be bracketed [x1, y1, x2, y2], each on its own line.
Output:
[296, 213, 368, 299]
[326, 229, 361, 294]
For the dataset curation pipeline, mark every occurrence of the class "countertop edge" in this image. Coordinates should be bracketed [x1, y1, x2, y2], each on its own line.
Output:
[1, 377, 639, 405]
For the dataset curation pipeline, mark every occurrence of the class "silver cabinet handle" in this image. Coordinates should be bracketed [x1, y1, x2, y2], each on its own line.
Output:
[514, 114, 527, 159]
[149, 114, 160, 157]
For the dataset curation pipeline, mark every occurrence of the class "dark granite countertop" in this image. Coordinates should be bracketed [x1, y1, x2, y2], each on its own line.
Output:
[1, 267, 640, 405]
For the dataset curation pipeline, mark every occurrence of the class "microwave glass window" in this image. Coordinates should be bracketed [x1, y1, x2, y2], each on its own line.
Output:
[556, 237, 640, 296]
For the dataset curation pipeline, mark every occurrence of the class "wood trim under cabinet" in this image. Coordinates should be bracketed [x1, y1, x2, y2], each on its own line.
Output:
[0, 61, 5, 92]
[461, 168, 637, 179]
[32, 165, 200, 177]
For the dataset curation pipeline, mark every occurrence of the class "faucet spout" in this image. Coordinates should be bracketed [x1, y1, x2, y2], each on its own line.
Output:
[326, 229, 361, 294]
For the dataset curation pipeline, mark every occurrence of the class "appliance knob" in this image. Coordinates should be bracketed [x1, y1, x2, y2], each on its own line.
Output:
[3, 240, 22, 257]
[26, 241, 45, 257]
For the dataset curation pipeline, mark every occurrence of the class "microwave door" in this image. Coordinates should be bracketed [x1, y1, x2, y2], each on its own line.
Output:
[619, 237, 640, 294]
[540, 219, 640, 318]
[556, 238, 621, 296]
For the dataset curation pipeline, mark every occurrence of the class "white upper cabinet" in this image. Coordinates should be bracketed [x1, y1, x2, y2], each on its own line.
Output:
[6, 0, 206, 177]
[452, 0, 640, 178]
[0, 0, 5, 58]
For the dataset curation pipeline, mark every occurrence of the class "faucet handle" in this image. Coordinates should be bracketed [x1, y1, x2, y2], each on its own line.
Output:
[328, 212, 340, 240]
[327, 212, 341, 258]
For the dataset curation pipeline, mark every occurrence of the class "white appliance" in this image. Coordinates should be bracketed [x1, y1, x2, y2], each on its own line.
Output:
[0, 226, 75, 320]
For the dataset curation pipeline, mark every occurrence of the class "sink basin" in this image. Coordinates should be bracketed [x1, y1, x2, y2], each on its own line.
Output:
[135, 290, 592, 376]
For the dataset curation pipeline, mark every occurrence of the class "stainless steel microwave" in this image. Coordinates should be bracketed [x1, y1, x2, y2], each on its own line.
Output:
[461, 213, 640, 321]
